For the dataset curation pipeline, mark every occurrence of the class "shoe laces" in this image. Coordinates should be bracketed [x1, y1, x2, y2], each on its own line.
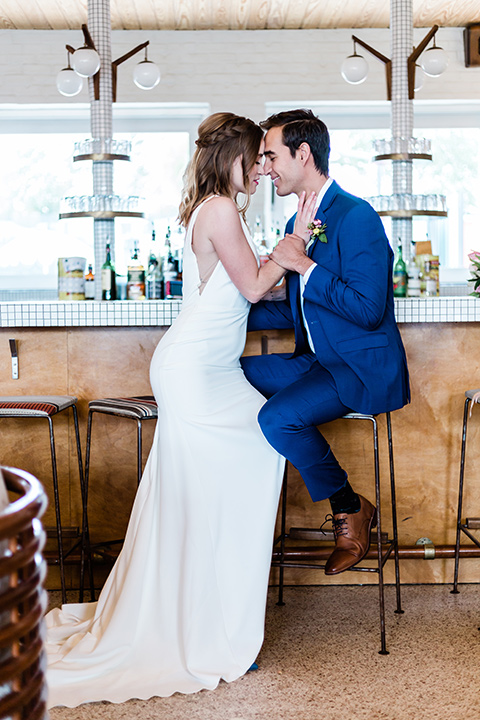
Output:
[320, 513, 348, 539]
[320, 513, 349, 539]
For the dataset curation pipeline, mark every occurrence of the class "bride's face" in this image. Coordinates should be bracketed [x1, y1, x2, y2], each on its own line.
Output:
[231, 140, 265, 197]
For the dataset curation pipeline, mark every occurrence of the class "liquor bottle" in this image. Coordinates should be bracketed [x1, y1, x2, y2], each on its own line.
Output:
[253, 216, 269, 265]
[423, 260, 438, 297]
[393, 241, 407, 298]
[146, 255, 165, 300]
[164, 226, 179, 297]
[163, 226, 178, 280]
[84, 263, 95, 300]
[175, 246, 183, 281]
[101, 243, 116, 301]
[275, 222, 282, 245]
[253, 215, 263, 246]
[407, 244, 420, 298]
[407, 259, 421, 297]
[257, 237, 270, 266]
[146, 225, 165, 299]
[127, 241, 146, 300]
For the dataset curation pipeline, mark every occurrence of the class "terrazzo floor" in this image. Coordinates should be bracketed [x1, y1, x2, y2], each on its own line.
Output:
[47, 583, 480, 720]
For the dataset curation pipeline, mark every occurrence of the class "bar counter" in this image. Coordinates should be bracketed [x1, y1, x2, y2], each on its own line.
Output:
[1, 297, 480, 590]
[1, 296, 480, 327]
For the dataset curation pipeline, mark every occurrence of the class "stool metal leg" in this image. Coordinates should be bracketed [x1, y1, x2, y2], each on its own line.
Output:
[71, 404, 89, 603]
[452, 397, 471, 594]
[277, 464, 288, 607]
[387, 412, 403, 615]
[81, 409, 96, 602]
[47, 416, 66, 605]
[136, 419, 143, 487]
[369, 416, 388, 655]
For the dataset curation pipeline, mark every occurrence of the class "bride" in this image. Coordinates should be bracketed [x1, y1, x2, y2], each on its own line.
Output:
[45, 112, 316, 708]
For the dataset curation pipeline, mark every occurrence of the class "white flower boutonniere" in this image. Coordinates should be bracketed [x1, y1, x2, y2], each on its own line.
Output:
[307, 219, 327, 243]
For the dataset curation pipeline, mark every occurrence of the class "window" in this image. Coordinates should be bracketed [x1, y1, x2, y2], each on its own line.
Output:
[0, 103, 207, 299]
[265, 100, 480, 286]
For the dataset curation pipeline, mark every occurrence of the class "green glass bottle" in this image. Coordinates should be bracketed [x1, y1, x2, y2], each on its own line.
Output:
[101, 242, 117, 301]
[393, 241, 407, 298]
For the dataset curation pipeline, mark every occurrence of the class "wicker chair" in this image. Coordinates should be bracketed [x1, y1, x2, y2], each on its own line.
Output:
[0, 466, 48, 720]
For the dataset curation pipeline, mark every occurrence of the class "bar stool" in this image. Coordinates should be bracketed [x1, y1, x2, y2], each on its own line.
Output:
[272, 411, 403, 655]
[82, 395, 158, 599]
[0, 396, 84, 605]
[452, 388, 480, 593]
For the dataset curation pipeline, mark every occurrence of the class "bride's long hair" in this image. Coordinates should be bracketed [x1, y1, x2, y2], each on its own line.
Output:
[178, 112, 263, 227]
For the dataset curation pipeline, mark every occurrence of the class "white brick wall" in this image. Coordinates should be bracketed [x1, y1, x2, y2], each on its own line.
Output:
[0, 26, 478, 223]
[0, 27, 479, 119]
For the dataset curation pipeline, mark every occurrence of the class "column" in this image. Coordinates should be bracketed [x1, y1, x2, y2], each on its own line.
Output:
[390, 0, 413, 261]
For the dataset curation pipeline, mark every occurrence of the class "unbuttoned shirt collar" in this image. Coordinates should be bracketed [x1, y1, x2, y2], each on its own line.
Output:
[300, 176, 333, 352]
[305, 177, 333, 253]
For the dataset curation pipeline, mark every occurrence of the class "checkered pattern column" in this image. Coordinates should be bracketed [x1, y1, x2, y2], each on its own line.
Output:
[88, 0, 114, 300]
[390, 0, 413, 260]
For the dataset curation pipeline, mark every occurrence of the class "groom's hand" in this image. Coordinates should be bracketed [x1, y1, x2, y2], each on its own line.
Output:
[270, 234, 314, 275]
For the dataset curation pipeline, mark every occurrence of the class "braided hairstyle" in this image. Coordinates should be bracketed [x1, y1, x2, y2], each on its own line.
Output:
[179, 112, 263, 227]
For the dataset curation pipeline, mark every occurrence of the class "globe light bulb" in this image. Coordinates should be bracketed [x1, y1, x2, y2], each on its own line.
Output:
[420, 46, 448, 78]
[133, 60, 161, 90]
[341, 54, 369, 85]
[56, 68, 84, 97]
[72, 46, 101, 78]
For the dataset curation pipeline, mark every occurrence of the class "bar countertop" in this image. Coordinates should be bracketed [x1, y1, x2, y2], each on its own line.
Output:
[0, 296, 479, 328]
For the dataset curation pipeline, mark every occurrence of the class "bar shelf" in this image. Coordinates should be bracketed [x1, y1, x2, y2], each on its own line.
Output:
[73, 152, 130, 163]
[377, 209, 447, 218]
[73, 138, 132, 163]
[59, 211, 144, 219]
[59, 194, 144, 218]
[374, 152, 432, 162]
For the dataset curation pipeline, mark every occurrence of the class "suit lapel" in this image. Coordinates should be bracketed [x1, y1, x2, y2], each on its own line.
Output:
[307, 180, 338, 257]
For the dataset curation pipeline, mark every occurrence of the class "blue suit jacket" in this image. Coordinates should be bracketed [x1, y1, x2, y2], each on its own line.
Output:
[248, 180, 410, 415]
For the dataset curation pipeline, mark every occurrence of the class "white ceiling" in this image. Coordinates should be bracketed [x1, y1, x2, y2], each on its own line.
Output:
[1, 0, 479, 31]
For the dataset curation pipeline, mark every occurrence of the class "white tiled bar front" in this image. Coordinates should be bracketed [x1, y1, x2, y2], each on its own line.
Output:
[1, 297, 479, 328]
[0, 300, 182, 328]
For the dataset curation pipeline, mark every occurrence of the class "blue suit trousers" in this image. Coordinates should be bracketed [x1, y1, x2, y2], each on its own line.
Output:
[241, 352, 351, 502]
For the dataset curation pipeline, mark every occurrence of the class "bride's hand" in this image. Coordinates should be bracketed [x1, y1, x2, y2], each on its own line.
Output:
[293, 191, 317, 244]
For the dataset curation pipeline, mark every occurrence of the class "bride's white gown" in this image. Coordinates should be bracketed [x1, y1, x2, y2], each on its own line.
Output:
[45, 198, 285, 708]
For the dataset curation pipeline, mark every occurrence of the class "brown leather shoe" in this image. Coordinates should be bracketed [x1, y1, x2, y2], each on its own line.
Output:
[324, 495, 377, 575]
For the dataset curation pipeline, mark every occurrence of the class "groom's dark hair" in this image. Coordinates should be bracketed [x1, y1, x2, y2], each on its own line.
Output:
[260, 109, 330, 176]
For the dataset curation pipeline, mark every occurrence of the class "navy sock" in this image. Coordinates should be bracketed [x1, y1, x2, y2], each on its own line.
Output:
[329, 479, 361, 515]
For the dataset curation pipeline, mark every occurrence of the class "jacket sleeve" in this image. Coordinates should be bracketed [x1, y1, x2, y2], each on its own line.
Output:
[303, 202, 391, 330]
[247, 297, 294, 332]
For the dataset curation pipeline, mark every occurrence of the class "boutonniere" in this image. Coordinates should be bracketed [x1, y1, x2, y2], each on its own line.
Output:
[307, 219, 327, 243]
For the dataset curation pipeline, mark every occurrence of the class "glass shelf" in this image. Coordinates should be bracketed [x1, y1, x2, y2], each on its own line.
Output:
[372, 137, 431, 156]
[59, 211, 144, 219]
[364, 193, 447, 215]
[374, 153, 432, 162]
[377, 210, 448, 218]
[59, 194, 144, 216]
[73, 153, 131, 162]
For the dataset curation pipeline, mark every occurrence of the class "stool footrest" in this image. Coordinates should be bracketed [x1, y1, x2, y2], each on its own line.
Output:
[465, 518, 480, 529]
[45, 525, 80, 539]
[288, 526, 389, 544]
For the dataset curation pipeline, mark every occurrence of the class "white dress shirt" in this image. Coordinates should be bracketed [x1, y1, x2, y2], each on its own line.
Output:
[299, 177, 333, 351]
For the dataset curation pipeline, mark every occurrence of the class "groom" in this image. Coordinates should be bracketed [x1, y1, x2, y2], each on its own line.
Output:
[241, 109, 410, 575]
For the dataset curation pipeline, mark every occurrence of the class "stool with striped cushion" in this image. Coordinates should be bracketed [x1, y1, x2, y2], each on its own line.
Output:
[82, 395, 158, 599]
[0, 396, 84, 604]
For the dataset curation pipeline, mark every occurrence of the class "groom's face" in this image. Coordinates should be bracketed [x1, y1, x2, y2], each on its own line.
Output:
[263, 126, 304, 197]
